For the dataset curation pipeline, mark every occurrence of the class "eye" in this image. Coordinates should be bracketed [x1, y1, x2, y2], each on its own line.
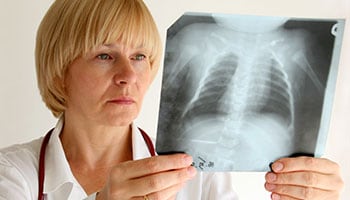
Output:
[97, 53, 112, 60]
[132, 54, 147, 61]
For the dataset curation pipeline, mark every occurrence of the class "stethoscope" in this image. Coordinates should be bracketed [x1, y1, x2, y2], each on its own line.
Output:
[38, 128, 156, 200]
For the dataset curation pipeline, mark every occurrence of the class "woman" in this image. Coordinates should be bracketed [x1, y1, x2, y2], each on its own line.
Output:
[0, 0, 343, 199]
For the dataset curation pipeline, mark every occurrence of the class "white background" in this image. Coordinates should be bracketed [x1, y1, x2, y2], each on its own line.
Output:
[0, 0, 349, 199]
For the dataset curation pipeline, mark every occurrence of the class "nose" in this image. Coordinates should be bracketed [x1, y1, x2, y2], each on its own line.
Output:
[113, 58, 137, 85]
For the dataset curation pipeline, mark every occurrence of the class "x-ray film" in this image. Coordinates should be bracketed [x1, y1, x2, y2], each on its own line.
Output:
[156, 12, 345, 171]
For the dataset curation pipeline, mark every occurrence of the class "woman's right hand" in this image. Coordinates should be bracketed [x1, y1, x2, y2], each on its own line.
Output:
[96, 154, 197, 200]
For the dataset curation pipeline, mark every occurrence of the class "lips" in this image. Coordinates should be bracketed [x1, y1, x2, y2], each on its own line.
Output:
[108, 97, 135, 105]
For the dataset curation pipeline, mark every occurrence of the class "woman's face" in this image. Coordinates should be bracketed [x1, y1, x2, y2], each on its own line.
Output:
[64, 42, 152, 127]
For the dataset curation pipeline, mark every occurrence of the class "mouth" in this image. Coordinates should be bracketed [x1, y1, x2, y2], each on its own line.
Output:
[107, 97, 135, 105]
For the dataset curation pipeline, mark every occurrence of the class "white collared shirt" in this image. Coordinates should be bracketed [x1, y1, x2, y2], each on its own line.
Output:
[0, 119, 238, 199]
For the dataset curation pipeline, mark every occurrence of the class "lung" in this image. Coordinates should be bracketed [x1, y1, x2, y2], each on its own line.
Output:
[181, 53, 238, 125]
[156, 12, 344, 171]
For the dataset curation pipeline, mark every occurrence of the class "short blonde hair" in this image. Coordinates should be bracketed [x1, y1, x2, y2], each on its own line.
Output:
[35, 0, 162, 117]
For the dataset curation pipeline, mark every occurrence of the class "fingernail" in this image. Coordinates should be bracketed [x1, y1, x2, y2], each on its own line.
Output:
[265, 183, 276, 191]
[271, 193, 280, 200]
[267, 173, 277, 182]
[272, 162, 283, 172]
[187, 166, 197, 177]
[183, 155, 193, 165]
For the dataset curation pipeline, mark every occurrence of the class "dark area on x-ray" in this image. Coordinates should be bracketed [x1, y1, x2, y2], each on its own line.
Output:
[156, 13, 343, 171]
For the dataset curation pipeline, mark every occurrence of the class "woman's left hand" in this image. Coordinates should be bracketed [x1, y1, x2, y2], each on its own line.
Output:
[264, 157, 344, 200]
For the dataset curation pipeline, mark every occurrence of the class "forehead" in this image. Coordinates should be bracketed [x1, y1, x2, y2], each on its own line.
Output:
[88, 19, 154, 54]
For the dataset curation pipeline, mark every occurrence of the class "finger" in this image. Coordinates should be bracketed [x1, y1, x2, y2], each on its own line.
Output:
[271, 157, 340, 174]
[129, 166, 196, 196]
[265, 171, 343, 190]
[113, 154, 193, 180]
[265, 183, 340, 200]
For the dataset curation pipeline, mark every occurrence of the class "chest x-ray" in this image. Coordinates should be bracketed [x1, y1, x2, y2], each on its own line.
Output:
[156, 12, 345, 171]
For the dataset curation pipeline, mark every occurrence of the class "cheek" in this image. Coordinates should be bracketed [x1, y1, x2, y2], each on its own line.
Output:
[80, 75, 100, 91]
[138, 73, 152, 96]
[66, 72, 102, 103]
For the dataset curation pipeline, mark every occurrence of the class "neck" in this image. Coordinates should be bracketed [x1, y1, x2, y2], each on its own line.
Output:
[60, 115, 133, 171]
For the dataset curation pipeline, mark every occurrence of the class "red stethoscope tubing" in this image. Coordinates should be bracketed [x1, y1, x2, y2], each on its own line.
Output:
[38, 128, 156, 200]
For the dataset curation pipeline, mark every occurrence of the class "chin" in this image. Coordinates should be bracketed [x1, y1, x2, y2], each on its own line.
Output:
[105, 113, 137, 127]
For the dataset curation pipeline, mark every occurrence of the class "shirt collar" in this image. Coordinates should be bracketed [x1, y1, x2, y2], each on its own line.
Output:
[132, 123, 155, 160]
[43, 118, 154, 196]
[44, 117, 81, 195]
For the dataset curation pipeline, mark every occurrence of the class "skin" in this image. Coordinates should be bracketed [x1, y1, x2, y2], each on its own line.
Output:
[64, 43, 152, 127]
[265, 157, 344, 200]
[60, 42, 196, 200]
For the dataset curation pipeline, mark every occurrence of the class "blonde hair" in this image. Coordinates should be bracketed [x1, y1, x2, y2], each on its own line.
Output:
[35, 0, 162, 117]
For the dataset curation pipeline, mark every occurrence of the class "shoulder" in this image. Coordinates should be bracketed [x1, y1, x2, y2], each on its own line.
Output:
[0, 137, 43, 168]
[167, 22, 219, 49]
[0, 137, 43, 173]
[0, 137, 43, 181]
[0, 137, 43, 198]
